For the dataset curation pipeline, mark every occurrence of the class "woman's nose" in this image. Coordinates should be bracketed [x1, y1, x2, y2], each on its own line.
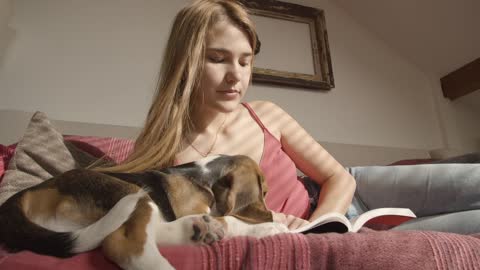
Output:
[225, 64, 242, 84]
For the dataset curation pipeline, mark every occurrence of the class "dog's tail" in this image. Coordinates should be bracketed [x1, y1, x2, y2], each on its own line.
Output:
[0, 190, 146, 257]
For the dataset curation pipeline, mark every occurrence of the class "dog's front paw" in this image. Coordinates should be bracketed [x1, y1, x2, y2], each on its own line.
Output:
[190, 215, 225, 245]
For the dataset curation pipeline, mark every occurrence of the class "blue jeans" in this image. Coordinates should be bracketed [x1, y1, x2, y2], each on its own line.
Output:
[346, 164, 480, 234]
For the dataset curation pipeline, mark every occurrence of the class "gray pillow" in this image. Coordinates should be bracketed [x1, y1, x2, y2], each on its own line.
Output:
[0, 112, 99, 205]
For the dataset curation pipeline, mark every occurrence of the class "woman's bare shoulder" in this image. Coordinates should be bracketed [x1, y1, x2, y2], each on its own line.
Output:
[246, 100, 290, 138]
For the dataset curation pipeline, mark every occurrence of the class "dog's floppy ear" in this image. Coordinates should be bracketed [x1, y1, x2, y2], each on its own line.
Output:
[230, 171, 273, 224]
[212, 159, 272, 224]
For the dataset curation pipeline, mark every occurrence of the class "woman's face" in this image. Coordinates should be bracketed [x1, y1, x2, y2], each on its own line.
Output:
[198, 20, 253, 113]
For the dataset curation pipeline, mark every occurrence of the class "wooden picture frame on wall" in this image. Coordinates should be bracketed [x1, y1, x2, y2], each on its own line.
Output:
[240, 0, 335, 90]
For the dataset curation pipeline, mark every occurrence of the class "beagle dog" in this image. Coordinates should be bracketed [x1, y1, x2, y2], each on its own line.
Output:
[0, 155, 289, 270]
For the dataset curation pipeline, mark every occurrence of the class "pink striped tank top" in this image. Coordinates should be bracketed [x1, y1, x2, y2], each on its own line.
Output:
[242, 103, 310, 219]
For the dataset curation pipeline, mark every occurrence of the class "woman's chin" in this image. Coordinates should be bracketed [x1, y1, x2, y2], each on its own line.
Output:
[214, 100, 242, 113]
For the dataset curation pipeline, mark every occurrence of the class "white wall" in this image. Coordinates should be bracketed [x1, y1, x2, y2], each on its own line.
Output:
[333, 0, 480, 154]
[0, 0, 13, 67]
[0, 0, 185, 127]
[0, 0, 445, 151]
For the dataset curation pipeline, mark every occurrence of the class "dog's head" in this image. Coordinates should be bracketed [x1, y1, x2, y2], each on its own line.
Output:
[211, 155, 272, 224]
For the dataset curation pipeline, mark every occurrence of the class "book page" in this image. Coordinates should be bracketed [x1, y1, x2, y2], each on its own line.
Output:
[350, 208, 416, 232]
[291, 212, 352, 233]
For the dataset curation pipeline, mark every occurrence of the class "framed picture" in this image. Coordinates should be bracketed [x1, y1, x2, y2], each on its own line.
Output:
[240, 0, 335, 90]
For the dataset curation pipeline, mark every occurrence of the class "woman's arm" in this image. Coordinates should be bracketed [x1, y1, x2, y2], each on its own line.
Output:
[251, 101, 356, 221]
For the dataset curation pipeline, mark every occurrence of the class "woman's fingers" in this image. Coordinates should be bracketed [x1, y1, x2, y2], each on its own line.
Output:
[285, 214, 309, 230]
[271, 211, 310, 230]
[272, 211, 287, 223]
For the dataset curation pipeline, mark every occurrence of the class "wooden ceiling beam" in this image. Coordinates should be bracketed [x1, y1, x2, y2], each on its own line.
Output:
[441, 58, 480, 100]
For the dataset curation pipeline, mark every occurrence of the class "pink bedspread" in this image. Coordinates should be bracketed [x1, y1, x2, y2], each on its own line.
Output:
[1, 230, 479, 270]
[306, 229, 480, 269]
[0, 233, 310, 270]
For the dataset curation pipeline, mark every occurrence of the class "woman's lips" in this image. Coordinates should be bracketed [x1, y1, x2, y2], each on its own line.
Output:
[217, 89, 240, 99]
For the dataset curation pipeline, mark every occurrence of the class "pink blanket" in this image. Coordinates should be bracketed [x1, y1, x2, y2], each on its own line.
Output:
[1, 230, 479, 269]
[307, 229, 480, 269]
[0, 233, 310, 270]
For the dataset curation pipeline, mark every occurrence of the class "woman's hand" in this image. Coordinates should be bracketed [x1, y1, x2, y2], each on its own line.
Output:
[272, 211, 310, 230]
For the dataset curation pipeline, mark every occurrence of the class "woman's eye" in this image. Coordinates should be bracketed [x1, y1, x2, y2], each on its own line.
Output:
[208, 56, 224, 63]
[240, 61, 250, 67]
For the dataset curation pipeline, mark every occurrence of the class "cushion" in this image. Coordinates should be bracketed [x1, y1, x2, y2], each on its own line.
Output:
[0, 112, 79, 205]
[64, 135, 134, 164]
[0, 144, 16, 184]
[0, 112, 134, 206]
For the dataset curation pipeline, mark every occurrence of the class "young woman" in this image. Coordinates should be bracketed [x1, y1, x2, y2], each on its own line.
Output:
[99, 0, 355, 230]
[103, 0, 480, 233]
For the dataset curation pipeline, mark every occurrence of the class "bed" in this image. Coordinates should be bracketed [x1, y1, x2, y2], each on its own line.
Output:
[1, 110, 479, 270]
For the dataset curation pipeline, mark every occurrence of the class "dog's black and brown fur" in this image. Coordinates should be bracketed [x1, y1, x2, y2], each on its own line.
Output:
[0, 155, 289, 270]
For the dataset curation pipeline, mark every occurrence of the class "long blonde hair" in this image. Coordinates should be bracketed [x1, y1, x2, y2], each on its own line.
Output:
[97, 0, 258, 172]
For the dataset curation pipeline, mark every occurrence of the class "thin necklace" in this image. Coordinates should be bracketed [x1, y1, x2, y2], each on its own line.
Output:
[188, 115, 227, 157]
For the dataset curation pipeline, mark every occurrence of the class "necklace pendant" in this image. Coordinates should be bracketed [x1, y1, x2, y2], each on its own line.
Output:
[188, 115, 227, 158]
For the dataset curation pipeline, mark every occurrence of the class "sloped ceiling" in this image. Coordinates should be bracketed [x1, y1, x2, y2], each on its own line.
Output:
[335, 0, 480, 78]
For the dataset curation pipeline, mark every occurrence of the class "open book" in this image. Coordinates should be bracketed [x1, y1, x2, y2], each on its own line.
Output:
[291, 208, 416, 234]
